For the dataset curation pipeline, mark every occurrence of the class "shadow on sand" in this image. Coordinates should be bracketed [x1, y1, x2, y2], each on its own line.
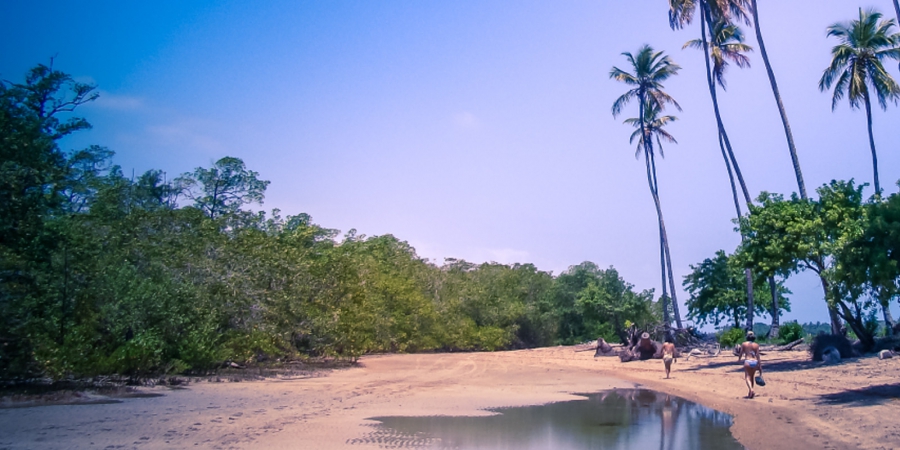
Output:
[816, 383, 900, 407]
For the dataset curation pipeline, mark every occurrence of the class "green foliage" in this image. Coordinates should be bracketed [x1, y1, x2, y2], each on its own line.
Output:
[778, 321, 803, 344]
[177, 157, 270, 219]
[718, 327, 746, 348]
[550, 263, 661, 345]
[738, 180, 881, 351]
[684, 250, 790, 328]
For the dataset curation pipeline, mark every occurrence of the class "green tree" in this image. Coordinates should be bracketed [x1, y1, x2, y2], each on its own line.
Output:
[684, 250, 789, 328]
[575, 266, 658, 344]
[178, 157, 271, 219]
[0, 64, 100, 377]
[819, 8, 900, 197]
[739, 181, 879, 350]
[611, 45, 684, 334]
[833, 186, 900, 335]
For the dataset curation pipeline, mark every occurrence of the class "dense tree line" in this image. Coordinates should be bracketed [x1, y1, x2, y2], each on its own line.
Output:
[0, 65, 663, 379]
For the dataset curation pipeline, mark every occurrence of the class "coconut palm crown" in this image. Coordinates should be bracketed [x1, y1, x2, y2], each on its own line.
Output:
[624, 101, 678, 160]
[611, 45, 682, 120]
[668, 0, 749, 31]
[684, 19, 752, 90]
[819, 8, 900, 196]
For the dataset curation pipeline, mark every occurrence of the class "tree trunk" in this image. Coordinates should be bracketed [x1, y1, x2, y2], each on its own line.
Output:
[648, 147, 683, 330]
[646, 150, 671, 332]
[882, 302, 896, 337]
[834, 300, 876, 352]
[639, 94, 672, 333]
[817, 272, 845, 335]
[700, 10, 755, 331]
[719, 133, 742, 218]
[895, 0, 900, 35]
[769, 276, 780, 339]
[880, 288, 896, 336]
[863, 93, 881, 197]
[700, 7, 751, 205]
[749, 0, 807, 200]
[745, 268, 755, 332]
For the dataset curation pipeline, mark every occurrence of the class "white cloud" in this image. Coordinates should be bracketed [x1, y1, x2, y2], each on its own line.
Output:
[93, 91, 145, 111]
[146, 120, 225, 154]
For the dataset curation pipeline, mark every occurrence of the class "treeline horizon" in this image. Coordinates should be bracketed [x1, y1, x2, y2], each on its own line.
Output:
[2, 65, 693, 379]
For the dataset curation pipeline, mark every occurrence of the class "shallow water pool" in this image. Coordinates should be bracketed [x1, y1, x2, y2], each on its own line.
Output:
[359, 389, 742, 449]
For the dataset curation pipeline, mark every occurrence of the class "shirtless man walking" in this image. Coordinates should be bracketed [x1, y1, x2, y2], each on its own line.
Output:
[737, 331, 761, 399]
[661, 336, 677, 379]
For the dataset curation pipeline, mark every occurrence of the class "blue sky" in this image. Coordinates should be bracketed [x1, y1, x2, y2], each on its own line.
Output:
[2, 1, 899, 327]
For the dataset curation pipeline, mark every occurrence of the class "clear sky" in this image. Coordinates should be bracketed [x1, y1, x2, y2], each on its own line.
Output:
[2, 1, 899, 327]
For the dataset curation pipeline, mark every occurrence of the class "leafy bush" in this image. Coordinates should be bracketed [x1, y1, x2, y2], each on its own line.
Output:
[718, 327, 746, 348]
[779, 322, 803, 344]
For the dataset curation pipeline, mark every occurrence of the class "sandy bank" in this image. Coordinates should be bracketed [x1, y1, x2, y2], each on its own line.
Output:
[0, 346, 897, 449]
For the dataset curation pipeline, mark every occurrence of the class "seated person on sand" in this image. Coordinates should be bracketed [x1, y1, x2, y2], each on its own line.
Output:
[661, 336, 676, 379]
[737, 331, 761, 399]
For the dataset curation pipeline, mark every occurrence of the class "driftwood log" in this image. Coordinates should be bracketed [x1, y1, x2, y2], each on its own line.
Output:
[731, 338, 805, 356]
[575, 338, 626, 357]
[619, 332, 663, 362]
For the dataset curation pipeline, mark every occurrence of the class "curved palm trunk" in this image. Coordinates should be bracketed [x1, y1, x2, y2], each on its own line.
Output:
[648, 147, 683, 330]
[646, 149, 672, 332]
[749, 0, 807, 200]
[700, 10, 755, 331]
[700, 8, 751, 204]
[639, 96, 672, 333]
[894, 0, 900, 33]
[863, 93, 882, 197]
[769, 276, 780, 338]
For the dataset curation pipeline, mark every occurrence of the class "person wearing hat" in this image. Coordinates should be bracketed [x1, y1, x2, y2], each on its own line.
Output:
[737, 331, 762, 398]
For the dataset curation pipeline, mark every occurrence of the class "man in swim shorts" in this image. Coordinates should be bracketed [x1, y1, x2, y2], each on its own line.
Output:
[661, 336, 676, 379]
[737, 331, 761, 398]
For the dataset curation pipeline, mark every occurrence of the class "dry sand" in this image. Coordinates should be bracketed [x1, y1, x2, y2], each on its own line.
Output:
[1, 346, 898, 449]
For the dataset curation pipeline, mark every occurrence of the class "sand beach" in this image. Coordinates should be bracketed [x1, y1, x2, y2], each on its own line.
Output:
[1, 346, 898, 449]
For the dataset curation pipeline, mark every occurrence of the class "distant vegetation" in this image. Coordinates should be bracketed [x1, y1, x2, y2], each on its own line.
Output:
[0, 65, 665, 379]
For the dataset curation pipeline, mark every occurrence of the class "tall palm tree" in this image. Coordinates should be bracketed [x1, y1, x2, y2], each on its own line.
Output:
[611, 45, 684, 332]
[747, 0, 808, 200]
[820, 8, 900, 198]
[670, 1, 765, 332]
[684, 19, 752, 205]
[683, 18, 764, 331]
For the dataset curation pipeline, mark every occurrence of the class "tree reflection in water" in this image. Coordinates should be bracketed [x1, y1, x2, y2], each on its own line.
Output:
[360, 389, 741, 449]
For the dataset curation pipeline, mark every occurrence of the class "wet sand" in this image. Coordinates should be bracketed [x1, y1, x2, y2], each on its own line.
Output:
[1, 346, 898, 449]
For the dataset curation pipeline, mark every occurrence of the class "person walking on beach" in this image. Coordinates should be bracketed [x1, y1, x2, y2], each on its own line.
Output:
[737, 331, 761, 399]
[661, 336, 676, 379]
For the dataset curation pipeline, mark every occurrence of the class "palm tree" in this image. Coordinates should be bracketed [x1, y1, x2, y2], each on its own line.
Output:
[674, 1, 800, 336]
[684, 19, 753, 205]
[670, 1, 765, 332]
[747, 0, 808, 200]
[683, 19, 767, 332]
[820, 8, 900, 198]
[611, 45, 685, 332]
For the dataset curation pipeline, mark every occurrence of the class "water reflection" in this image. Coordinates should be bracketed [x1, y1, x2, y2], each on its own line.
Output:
[362, 389, 741, 449]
